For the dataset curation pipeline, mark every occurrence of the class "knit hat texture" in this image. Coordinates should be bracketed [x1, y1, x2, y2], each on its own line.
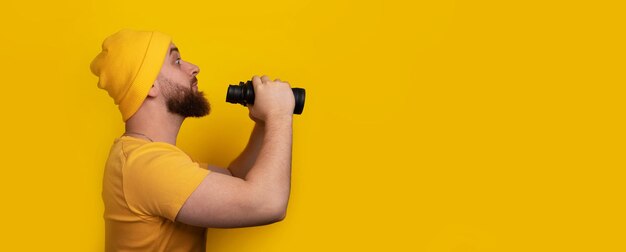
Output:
[90, 29, 172, 121]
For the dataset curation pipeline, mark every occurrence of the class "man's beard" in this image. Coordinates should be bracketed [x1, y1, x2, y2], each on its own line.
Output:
[159, 76, 210, 118]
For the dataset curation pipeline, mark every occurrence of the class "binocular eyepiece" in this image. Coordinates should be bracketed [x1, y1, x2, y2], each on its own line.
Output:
[226, 80, 306, 115]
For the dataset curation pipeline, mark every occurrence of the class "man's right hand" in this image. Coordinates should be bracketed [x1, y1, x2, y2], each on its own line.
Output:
[248, 75, 295, 123]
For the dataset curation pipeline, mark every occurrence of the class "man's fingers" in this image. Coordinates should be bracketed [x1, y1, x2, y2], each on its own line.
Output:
[253, 75, 289, 87]
[252, 75, 262, 87]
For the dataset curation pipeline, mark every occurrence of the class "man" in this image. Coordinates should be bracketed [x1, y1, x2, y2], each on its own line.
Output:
[91, 29, 295, 251]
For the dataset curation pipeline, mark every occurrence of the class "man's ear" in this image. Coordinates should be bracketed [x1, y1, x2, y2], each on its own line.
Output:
[147, 84, 159, 98]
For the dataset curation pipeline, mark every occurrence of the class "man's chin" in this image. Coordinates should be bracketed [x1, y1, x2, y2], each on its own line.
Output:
[164, 87, 211, 118]
[184, 105, 210, 118]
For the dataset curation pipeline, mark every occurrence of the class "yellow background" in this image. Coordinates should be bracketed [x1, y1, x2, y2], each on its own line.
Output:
[0, 0, 624, 251]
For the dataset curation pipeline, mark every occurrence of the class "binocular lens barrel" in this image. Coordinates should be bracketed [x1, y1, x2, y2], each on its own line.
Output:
[226, 80, 306, 115]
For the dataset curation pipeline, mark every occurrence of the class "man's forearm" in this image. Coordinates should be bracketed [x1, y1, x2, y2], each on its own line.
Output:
[227, 122, 265, 179]
[245, 117, 293, 209]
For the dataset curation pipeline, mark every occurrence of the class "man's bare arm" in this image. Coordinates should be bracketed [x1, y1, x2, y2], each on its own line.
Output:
[227, 122, 265, 179]
[176, 117, 292, 228]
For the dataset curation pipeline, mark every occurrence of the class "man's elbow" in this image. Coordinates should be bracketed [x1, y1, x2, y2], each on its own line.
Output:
[256, 198, 288, 224]
[271, 204, 287, 223]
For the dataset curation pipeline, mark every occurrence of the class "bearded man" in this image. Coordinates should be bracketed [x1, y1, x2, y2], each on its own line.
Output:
[91, 29, 295, 252]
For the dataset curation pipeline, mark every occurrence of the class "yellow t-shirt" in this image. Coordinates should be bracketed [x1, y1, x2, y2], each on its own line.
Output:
[102, 136, 210, 252]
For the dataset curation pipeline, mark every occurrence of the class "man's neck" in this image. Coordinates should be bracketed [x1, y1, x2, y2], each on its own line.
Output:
[124, 110, 184, 146]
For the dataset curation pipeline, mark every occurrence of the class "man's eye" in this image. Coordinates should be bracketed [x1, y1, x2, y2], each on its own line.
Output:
[175, 58, 181, 65]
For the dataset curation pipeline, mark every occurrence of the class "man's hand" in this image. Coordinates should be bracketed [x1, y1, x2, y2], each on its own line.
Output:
[248, 75, 295, 123]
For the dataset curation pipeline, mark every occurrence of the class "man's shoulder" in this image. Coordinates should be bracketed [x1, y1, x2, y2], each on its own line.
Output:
[117, 137, 189, 162]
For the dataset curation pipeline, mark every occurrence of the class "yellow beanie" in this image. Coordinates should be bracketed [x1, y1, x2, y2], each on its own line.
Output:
[90, 29, 172, 121]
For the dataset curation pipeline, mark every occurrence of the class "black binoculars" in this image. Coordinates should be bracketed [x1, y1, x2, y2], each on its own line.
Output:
[226, 80, 306, 115]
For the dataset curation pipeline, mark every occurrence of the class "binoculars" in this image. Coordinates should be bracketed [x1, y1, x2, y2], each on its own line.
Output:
[226, 80, 306, 115]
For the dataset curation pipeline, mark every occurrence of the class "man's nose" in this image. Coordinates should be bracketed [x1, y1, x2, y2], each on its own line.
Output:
[189, 63, 200, 77]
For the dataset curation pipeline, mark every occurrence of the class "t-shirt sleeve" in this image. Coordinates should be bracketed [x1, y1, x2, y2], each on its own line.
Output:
[122, 143, 210, 221]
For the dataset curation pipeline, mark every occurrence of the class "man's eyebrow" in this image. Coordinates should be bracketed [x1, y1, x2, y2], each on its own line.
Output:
[169, 47, 180, 55]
